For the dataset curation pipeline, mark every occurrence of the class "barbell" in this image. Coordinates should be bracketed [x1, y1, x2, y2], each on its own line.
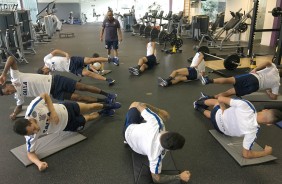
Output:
[197, 46, 241, 70]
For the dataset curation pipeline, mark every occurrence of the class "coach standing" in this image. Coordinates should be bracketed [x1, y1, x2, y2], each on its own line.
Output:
[100, 10, 122, 66]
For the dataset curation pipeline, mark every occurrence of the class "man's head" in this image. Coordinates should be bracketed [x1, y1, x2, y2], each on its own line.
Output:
[37, 66, 51, 75]
[92, 53, 100, 58]
[13, 118, 40, 136]
[257, 109, 282, 125]
[0, 81, 16, 96]
[107, 11, 114, 21]
[160, 132, 185, 150]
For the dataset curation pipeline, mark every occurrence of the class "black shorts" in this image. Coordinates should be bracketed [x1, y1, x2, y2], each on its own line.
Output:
[234, 74, 259, 97]
[122, 108, 144, 137]
[105, 40, 119, 50]
[62, 101, 86, 131]
[69, 56, 84, 76]
[210, 105, 223, 134]
[186, 67, 198, 80]
[51, 75, 76, 101]
[145, 55, 157, 69]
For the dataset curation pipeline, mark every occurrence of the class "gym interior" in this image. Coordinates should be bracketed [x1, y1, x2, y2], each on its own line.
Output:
[0, 0, 282, 183]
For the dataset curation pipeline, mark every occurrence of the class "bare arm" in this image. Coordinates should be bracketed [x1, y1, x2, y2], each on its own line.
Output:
[250, 60, 272, 73]
[151, 171, 191, 183]
[117, 28, 122, 42]
[50, 49, 70, 59]
[151, 42, 157, 57]
[217, 96, 231, 112]
[266, 89, 278, 100]
[0, 56, 17, 84]
[10, 105, 23, 120]
[132, 102, 170, 122]
[242, 145, 272, 159]
[40, 93, 59, 124]
[27, 152, 48, 171]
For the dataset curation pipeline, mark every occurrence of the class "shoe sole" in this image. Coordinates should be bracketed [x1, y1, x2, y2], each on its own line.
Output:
[129, 68, 139, 76]
[193, 101, 198, 109]
[158, 77, 167, 87]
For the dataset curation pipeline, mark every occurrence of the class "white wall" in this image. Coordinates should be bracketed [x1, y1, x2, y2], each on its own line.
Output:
[261, 0, 276, 46]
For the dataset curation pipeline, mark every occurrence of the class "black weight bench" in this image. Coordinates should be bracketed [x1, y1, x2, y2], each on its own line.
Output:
[59, 32, 75, 38]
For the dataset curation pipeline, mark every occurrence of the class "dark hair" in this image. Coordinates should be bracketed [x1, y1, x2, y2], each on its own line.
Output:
[37, 66, 44, 74]
[0, 81, 12, 96]
[92, 53, 100, 58]
[13, 118, 31, 135]
[269, 109, 282, 124]
[160, 132, 185, 150]
[0, 84, 3, 96]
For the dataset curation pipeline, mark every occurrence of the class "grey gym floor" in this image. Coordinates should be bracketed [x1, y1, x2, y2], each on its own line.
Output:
[1, 23, 282, 184]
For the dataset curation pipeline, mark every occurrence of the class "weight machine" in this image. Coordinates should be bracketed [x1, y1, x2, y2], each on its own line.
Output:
[0, 10, 27, 63]
[247, 0, 282, 66]
[197, 8, 252, 50]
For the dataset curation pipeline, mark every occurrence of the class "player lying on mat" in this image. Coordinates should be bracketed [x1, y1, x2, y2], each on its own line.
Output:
[37, 49, 115, 86]
[0, 56, 117, 120]
[13, 93, 121, 171]
[128, 40, 158, 76]
[194, 95, 282, 158]
[158, 47, 206, 87]
[123, 101, 191, 183]
[201, 60, 280, 100]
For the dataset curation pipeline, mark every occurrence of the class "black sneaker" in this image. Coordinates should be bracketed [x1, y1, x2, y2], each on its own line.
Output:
[106, 102, 122, 110]
[200, 76, 211, 85]
[113, 58, 119, 66]
[106, 78, 115, 86]
[129, 67, 140, 76]
[158, 77, 168, 87]
[193, 101, 206, 112]
[107, 93, 117, 103]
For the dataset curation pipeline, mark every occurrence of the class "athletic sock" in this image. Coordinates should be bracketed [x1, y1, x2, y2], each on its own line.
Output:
[137, 65, 141, 70]
[166, 76, 173, 82]
[96, 98, 104, 103]
[197, 107, 206, 114]
[100, 90, 108, 96]
[167, 81, 172, 86]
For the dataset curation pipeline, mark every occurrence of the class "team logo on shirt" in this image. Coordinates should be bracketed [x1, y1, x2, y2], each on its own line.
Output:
[22, 82, 28, 95]
[39, 114, 47, 121]
[32, 111, 37, 118]
[51, 62, 55, 71]
[43, 121, 50, 133]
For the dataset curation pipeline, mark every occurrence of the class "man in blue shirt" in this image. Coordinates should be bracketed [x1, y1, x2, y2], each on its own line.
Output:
[100, 10, 123, 66]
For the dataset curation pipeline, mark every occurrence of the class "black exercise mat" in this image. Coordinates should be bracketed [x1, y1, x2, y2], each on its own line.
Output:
[131, 151, 180, 184]
[208, 67, 250, 77]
